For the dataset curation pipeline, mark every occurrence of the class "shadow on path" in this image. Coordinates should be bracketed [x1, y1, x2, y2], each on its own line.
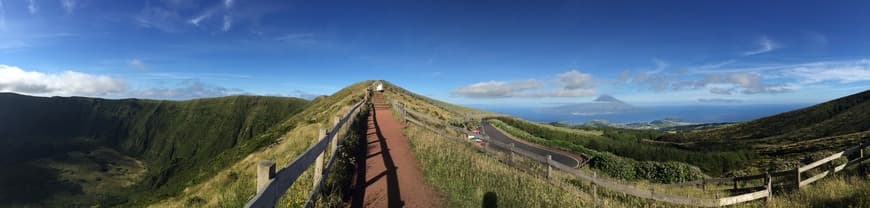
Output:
[349, 103, 403, 208]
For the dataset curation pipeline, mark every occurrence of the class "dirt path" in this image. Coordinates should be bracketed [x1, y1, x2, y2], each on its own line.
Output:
[348, 93, 441, 208]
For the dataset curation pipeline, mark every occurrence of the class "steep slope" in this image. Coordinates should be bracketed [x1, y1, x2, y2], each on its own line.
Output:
[0, 93, 309, 206]
[149, 81, 372, 207]
[654, 89, 870, 170]
[659, 89, 870, 145]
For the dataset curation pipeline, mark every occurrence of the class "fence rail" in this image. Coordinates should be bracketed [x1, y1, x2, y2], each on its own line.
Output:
[245, 87, 371, 208]
[390, 100, 869, 207]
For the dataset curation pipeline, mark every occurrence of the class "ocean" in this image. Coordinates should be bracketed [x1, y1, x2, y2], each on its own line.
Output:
[471, 104, 812, 124]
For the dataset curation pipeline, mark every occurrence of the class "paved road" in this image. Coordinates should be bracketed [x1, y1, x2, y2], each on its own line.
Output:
[481, 121, 580, 168]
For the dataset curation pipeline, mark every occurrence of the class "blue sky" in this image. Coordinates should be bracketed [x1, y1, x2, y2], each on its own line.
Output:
[0, 0, 868, 105]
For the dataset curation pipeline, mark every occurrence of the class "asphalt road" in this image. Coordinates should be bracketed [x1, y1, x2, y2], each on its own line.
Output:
[481, 121, 580, 168]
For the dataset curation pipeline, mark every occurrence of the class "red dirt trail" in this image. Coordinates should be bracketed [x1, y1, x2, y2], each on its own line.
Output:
[348, 93, 442, 208]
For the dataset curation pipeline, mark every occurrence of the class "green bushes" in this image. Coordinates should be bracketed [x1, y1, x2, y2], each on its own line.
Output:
[587, 151, 636, 180]
[488, 119, 705, 183]
[491, 117, 755, 176]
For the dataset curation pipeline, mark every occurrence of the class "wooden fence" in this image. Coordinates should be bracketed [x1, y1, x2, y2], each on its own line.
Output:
[244, 89, 370, 208]
[390, 100, 870, 207]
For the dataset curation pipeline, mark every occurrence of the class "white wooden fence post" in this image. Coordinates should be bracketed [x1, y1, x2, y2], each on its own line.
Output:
[765, 172, 772, 204]
[794, 166, 802, 189]
[313, 128, 327, 189]
[331, 116, 340, 154]
[547, 155, 553, 179]
[256, 160, 276, 194]
[592, 172, 598, 201]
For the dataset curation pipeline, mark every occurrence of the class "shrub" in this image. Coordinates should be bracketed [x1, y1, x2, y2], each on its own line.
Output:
[488, 119, 705, 183]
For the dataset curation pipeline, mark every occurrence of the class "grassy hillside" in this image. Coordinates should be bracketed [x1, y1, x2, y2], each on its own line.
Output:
[656, 89, 870, 170]
[488, 117, 757, 178]
[378, 83, 599, 207]
[659, 89, 869, 144]
[379, 83, 870, 207]
[0, 93, 309, 206]
[149, 80, 371, 207]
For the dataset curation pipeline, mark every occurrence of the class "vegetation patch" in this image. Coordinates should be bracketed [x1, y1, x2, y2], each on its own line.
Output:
[488, 118, 707, 183]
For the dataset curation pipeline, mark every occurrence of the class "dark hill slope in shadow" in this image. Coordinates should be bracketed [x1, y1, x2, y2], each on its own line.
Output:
[0, 93, 308, 206]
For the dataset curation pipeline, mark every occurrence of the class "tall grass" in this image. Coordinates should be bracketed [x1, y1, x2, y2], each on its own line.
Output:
[767, 167, 870, 208]
[403, 124, 592, 207]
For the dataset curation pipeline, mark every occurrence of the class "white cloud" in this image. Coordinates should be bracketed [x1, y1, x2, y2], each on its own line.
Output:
[622, 69, 791, 94]
[267, 90, 320, 100]
[549, 88, 595, 97]
[453, 70, 597, 98]
[129, 59, 146, 70]
[787, 61, 870, 84]
[189, 9, 214, 26]
[0, 65, 127, 96]
[691, 60, 736, 71]
[558, 70, 593, 90]
[650, 58, 669, 74]
[709, 87, 733, 95]
[699, 72, 790, 94]
[743, 36, 778, 56]
[698, 98, 743, 103]
[133, 80, 243, 100]
[60, 0, 76, 15]
[224, 0, 234, 8]
[222, 15, 231, 31]
[452, 79, 544, 98]
[276, 33, 315, 41]
[27, 0, 38, 14]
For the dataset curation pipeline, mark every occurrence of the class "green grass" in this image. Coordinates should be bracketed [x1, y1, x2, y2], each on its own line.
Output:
[490, 117, 757, 177]
[403, 118, 592, 207]
[0, 93, 310, 206]
[147, 81, 372, 207]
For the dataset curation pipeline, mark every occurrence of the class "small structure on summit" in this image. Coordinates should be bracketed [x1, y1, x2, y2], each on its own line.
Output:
[376, 83, 384, 92]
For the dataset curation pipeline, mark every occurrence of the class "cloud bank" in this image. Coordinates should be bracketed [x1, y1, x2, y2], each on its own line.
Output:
[698, 98, 743, 103]
[453, 70, 596, 98]
[0, 65, 127, 96]
[0, 64, 310, 101]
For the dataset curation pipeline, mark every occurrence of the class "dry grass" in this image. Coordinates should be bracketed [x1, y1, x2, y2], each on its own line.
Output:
[403, 122, 593, 207]
[766, 173, 870, 208]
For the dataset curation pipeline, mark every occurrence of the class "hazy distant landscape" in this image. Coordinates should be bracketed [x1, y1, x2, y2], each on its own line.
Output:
[474, 103, 810, 124]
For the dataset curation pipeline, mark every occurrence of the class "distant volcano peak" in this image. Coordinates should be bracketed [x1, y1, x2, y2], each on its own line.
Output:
[594, 95, 625, 104]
